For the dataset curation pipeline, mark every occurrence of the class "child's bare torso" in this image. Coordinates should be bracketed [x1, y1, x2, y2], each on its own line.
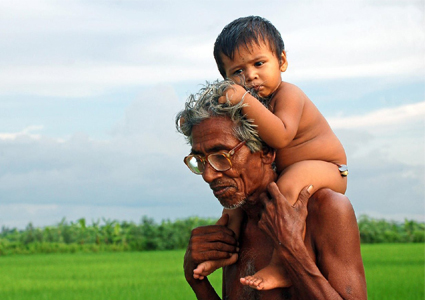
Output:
[269, 82, 346, 173]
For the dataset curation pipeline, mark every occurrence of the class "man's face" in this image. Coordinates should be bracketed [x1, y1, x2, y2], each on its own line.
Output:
[190, 116, 267, 209]
[221, 41, 287, 98]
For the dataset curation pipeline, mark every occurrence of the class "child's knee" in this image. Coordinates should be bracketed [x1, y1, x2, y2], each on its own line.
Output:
[276, 177, 299, 205]
[336, 176, 347, 194]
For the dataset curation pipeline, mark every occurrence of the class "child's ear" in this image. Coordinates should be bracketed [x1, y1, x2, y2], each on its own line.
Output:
[279, 51, 288, 72]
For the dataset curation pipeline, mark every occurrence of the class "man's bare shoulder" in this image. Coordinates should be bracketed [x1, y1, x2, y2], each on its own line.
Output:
[307, 189, 358, 239]
[308, 188, 353, 213]
[306, 188, 360, 256]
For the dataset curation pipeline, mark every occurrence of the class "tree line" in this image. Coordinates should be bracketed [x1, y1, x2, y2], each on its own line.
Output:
[0, 215, 423, 255]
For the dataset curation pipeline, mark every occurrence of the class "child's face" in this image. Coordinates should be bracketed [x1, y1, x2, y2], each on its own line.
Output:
[221, 42, 287, 97]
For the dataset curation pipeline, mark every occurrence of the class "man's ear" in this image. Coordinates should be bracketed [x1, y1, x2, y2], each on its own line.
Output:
[260, 146, 275, 165]
[280, 50, 288, 72]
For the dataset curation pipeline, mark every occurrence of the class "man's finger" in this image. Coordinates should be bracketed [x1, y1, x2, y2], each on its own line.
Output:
[199, 250, 237, 260]
[259, 191, 271, 206]
[191, 225, 236, 241]
[294, 185, 313, 208]
[192, 233, 237, 248]
[192, 249, 236, 263]
[266, 182, 285, 205]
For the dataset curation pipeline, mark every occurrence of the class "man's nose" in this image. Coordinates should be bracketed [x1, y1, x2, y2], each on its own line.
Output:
[202, 162, 222, 183]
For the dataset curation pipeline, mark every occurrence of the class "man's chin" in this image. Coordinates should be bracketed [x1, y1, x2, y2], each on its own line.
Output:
[219, 198, 246, 210]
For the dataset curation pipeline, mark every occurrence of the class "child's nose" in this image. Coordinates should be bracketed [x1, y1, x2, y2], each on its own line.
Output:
[245, 67, 257, 82]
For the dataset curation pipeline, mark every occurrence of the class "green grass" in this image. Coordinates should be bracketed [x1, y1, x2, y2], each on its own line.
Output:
[0, 244, 423, 299]
[0, 251, 222, 300]
[361, 243, 424, 300]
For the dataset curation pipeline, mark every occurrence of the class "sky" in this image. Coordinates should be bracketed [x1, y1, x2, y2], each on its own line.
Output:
[0, 0, 424, 229]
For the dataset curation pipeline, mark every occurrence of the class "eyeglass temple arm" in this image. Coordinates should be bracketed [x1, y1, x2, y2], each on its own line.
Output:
[229, 140, 246, 155]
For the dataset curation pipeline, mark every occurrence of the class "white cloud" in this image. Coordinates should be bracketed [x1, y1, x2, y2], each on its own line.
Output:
[328, 101, 425, 129]
[331, 102, 425, 169]
[0, 125, 44, 140]
[345, 148, 424, 221]
[0, 95, 221, 228]
[0, 85, 423, 229]
[0, 0, 423, 228]
[0, 85, 201, 208]
[0, 64, 220, 97]
[0, 1, 423, 97]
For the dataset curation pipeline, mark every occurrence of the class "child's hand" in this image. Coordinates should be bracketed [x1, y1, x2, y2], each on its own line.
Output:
[218, 85, 249, 105]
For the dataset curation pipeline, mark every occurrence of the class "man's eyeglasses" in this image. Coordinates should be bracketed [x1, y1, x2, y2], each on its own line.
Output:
[184, 141, 246, 175]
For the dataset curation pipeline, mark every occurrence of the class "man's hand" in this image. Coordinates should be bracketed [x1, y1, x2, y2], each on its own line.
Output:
[184, 214, 238, 283]
[258, 183, 312, 249]
[218, 85, 248, 105]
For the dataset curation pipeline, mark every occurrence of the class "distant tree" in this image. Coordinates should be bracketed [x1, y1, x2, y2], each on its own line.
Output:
[0, 215, 422, 255]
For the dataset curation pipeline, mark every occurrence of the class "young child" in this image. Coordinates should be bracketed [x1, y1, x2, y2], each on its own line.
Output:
[193, 16, 348, 290]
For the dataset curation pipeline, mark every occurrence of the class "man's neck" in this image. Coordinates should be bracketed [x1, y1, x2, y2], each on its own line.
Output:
[241, 170, 277, 219]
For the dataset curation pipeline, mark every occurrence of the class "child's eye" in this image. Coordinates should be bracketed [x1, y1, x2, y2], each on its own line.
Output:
[254, 62, 264, 67]
[233, 69, 243, 75]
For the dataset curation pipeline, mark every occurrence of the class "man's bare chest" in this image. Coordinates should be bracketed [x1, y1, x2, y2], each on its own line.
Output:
[223, 221, 295, 300]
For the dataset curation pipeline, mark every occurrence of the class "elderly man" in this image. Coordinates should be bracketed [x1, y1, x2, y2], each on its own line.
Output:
[176, 80, 367, 300]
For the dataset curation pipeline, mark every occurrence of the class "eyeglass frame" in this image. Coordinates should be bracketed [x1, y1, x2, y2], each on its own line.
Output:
[184, 140, 247, 175]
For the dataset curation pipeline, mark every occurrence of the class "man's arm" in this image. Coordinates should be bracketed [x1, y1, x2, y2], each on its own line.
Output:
[183, 214, 238, 300]
[259, 183, 367, 299]
[307, 189, 367, 299]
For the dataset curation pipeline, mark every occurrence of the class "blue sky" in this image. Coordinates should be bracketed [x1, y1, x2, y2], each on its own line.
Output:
[0, 0, 424, 229]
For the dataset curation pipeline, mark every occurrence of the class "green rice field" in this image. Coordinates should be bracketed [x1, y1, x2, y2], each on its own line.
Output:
[361, 243, 424, 300]
[0, 243, 423, 299]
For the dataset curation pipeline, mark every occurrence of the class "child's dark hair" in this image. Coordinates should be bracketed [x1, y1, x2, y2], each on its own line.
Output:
[214, 16, 285, 78]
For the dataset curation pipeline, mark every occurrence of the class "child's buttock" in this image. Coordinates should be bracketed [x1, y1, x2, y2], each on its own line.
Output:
[275, 132, 346, 173]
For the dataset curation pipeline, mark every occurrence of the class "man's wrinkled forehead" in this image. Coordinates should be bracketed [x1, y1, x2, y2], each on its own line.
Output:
[190, 117, 239, 154]
[190, 140, 232, 155]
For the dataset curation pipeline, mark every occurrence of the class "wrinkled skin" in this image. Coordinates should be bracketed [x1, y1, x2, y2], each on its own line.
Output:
[184, 214, 238, 281]
[183, 116, 367, 300]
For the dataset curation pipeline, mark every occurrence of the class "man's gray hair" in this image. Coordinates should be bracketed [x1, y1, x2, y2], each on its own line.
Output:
[175, 80, 264, 152]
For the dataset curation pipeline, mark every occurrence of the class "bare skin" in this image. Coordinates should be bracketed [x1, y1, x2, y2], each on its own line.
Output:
[184, 117, 366, 299]
[194, 42, 348, 290]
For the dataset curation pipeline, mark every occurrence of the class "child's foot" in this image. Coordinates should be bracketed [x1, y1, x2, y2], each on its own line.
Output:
[240, 264, 292, 290]
[193, 254, 238, 280]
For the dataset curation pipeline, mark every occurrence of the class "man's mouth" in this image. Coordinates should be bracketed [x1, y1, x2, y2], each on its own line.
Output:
[212, 187, 229, 198]
[210, 182, 235, 199]
[210, 181, 246, 209]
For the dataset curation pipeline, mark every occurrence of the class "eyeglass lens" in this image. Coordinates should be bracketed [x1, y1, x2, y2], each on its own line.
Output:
[209, 154, 231, 171]
[186, 153, 231, 174]
[185, 141, 245, 175]
[186, 156, 204, 174]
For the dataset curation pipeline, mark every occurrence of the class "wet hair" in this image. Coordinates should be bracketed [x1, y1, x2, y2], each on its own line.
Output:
[214, 16, 285, 78]
[175, 80, 264, 152]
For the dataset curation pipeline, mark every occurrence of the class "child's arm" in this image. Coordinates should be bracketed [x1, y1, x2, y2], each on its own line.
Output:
[220, 84, 305, 149]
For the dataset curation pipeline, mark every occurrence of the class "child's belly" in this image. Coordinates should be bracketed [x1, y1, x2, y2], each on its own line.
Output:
[275, 132, 346, 173]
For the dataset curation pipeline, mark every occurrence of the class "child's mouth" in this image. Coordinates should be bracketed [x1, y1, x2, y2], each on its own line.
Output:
[251, 85, 262, 92]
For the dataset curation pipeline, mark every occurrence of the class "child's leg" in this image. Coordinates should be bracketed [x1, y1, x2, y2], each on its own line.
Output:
[193, 207, 244, 279]
[275, 160, 347, 206]
[240, 160, 347, 290]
